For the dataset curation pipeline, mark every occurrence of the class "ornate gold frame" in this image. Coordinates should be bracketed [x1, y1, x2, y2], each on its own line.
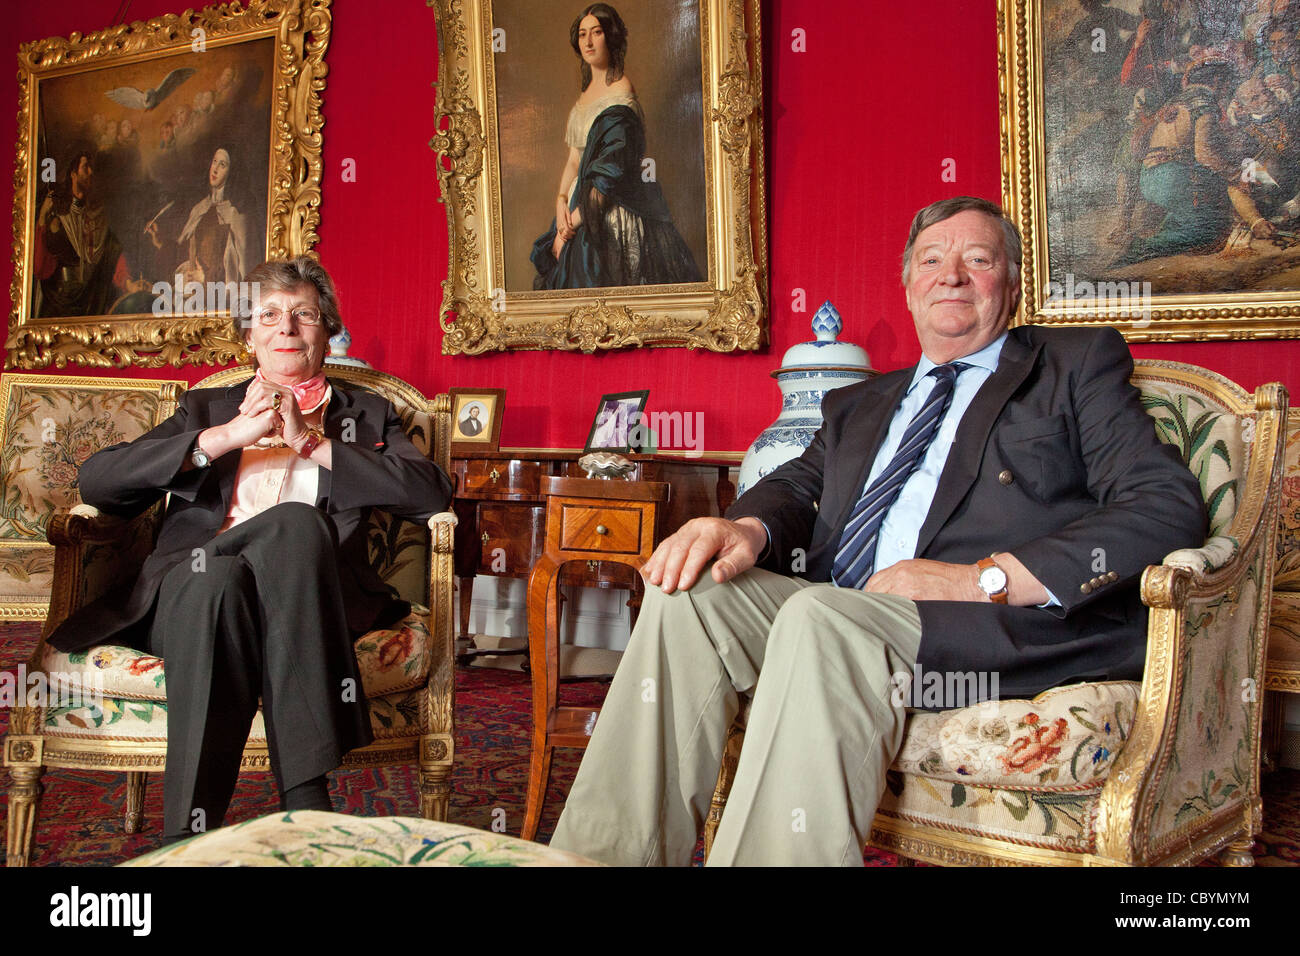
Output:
[6, 0, 331, 370]
[999, 0, 1300, 342]
[429, 0, 767, 354]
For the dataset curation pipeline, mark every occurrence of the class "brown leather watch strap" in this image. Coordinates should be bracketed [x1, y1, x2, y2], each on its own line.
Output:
[977, 555, 1009, 604]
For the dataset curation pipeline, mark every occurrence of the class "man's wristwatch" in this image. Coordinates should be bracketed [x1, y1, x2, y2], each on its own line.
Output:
[190, 442, 212, 469]
[976, 555, 1009, 604]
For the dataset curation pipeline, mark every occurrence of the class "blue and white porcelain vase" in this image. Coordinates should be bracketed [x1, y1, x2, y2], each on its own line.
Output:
[324, 325, 371, 368]
[737, 301, 872, 497]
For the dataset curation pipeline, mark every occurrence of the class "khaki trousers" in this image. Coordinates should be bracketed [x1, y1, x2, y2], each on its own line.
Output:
[549, 567, 921, 866]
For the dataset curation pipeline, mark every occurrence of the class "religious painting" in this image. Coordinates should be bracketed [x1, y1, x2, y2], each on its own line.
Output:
[449, 387, 506, 454]
[7, 0, 331, 369]
[430, 0, 767, 354]
[1001, 0, 1300, 340]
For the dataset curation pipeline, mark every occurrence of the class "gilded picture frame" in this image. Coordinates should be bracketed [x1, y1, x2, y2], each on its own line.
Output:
[1000, 0, 1300, 341]
[429, 0, 767, 354]
[6, 0, 331, 370]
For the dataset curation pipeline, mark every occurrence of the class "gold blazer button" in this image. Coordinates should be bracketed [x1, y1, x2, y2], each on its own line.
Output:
[998, 469, 1014, 485]
[1080, 582, 1093, 594]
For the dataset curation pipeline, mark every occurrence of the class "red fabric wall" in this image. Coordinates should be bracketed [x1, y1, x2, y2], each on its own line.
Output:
[3, 0, 1296, 452]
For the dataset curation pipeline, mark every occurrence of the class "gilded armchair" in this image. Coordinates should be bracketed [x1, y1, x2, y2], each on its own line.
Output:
[3, 364, 457, 866]
[705, 361, 1287, 866]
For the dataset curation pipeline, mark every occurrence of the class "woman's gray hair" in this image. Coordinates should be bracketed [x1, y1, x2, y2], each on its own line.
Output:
[901, 196, 1022, 284]
[236, 256, 344, 342]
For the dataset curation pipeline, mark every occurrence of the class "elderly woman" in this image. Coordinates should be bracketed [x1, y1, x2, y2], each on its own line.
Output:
[48, 256, 452, 842]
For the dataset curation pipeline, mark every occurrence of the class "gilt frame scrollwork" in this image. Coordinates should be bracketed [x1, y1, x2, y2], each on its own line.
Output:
[429, 0, 767, 354]
[6, 0, 331, 370]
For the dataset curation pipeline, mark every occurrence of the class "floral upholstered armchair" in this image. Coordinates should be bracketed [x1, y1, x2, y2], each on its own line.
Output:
[705, 361, 1287, 866]
[0, 374, 184, 621]
[3, 365, 457, 866]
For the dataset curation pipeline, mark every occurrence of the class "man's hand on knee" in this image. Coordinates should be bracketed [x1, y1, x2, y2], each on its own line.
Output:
[641, 517, 767, 594]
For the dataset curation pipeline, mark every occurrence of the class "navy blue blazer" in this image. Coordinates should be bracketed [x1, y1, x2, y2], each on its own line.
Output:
[727, 325, 1208, 703]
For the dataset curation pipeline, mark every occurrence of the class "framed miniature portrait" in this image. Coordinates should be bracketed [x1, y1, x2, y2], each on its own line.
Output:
[583, 388, 648, 454]
[449, 386, 506, 454]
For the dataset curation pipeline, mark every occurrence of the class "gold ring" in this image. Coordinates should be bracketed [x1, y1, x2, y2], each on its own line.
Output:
[271, 392, 282, 411]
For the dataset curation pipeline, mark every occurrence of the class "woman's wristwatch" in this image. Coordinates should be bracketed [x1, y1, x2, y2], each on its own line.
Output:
[295, 427, 325, 459]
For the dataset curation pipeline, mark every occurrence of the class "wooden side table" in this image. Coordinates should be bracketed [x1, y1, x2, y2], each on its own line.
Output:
[521, 476, 670, 841]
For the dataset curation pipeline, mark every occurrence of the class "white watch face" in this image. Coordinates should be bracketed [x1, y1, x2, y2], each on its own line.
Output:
[979, 565, 1007, 594]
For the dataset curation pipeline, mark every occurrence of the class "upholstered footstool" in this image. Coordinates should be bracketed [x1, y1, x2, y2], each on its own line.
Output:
[120, 811, 601, 867]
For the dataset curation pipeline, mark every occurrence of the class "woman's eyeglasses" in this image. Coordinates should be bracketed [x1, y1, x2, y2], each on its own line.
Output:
[251, 307, 323, 326]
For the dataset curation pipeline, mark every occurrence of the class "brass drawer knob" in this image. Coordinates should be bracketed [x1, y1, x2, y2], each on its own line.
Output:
[596, 525, 609, 535]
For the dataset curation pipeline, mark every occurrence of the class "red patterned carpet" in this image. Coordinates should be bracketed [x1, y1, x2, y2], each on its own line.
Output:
[1, 622, 1297, 866]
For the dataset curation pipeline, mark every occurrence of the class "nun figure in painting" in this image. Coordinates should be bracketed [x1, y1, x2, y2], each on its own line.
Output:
[530, 3, 702, 290]
[147, 147, 250, 287]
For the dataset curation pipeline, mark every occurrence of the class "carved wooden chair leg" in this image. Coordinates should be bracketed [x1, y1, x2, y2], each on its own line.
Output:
[5, 762, 45, 867]
[1217, 834, 1256, 867]
[703, 718, 747, 861]
[420, 733, 454, 821]
[123, 771, 148, 833]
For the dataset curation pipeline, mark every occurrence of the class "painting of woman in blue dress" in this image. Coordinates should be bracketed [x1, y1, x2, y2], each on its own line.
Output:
[530, 3, 703, 290]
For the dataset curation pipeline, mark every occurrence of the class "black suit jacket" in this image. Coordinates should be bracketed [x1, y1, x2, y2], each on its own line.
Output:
[48, 378, 454, 653]
[727, 325, 1208, 702]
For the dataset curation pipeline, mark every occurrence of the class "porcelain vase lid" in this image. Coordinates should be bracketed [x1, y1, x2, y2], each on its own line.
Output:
[777, 301, 870, 372]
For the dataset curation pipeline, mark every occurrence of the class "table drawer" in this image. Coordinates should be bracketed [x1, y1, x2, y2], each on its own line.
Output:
[460, 460, 540, 497]
[477, 504, 543, 574]
[557, 502, 650, 555]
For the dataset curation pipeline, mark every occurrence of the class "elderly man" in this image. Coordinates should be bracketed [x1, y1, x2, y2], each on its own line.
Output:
[549, 196, 1207, 866]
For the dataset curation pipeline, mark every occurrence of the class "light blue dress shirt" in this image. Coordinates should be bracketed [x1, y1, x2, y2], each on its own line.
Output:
[750, 331, 1058, 605]
[862, 333, 1007, 576]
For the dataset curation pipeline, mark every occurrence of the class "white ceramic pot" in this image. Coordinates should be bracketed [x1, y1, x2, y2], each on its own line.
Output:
[737, 301, 872, 497]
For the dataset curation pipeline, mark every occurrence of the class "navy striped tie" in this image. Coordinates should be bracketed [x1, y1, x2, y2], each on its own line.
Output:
[831, 362, 966, 590]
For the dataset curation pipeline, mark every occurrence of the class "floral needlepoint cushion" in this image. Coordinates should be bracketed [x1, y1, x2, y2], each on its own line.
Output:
[42, 688, 423, 742]
[892, 680, 1141, 789]
[353, 606, 431, 697]
[120, 811, 601, 867]
[42, 605, 432, 704]
[42, 643, 168, 701]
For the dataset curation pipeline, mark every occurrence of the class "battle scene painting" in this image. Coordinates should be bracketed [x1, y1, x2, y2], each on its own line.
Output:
[1045, 0, 1300, 296]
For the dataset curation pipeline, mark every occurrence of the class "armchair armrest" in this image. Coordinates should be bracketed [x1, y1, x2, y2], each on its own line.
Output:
[1160, 535, 1240, 577]
[41, 504, 162, 644]
[425, 510, 458, 631]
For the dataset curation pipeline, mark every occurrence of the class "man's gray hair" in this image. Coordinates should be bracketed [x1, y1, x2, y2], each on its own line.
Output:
[236, 255, 344, 341]
[901, 196, 1022, 284]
